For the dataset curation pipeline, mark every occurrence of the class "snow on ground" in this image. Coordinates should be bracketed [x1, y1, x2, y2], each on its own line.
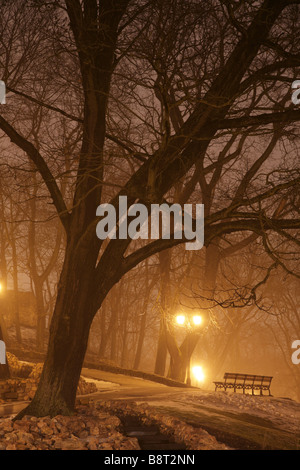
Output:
[82, 377, 120, 391]
[177, 390, 300, 434]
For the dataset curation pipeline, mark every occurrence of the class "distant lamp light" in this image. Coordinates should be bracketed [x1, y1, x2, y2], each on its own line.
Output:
[176, 315, 186, 326]
[192, 365, 205, 383]
[192, 315, 202, 326]
[0, 282, 3, 294]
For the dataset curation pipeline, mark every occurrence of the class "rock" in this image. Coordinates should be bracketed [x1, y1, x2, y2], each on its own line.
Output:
[0, 403, 141, 450]
[54, 438, 87, 451]
[0, 400, 230, 450]
[89, 425, 100, 436]
[86, 436, 99, 450]
[78, 430, 89, 439]
[6, 353, 33, 378]
[15, 431, 34, 445]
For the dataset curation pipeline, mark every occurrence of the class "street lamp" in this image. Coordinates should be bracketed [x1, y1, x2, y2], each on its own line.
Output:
[192, 365, 205, 384]
[192, 315, 202, 326]
[175, 313, 202, 328]
[175, 315, 186, 326]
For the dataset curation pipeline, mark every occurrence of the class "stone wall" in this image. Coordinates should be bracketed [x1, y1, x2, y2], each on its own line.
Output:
[0, 353, 97, 403]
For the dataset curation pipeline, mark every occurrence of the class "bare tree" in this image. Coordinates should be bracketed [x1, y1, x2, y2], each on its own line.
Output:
[0, 0, 299, 418]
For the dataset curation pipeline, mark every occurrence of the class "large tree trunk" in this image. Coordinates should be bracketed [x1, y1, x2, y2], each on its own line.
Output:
[15, 242, 109, 418]
[14, 1, 130, 419]
[167, 332, 199, 383]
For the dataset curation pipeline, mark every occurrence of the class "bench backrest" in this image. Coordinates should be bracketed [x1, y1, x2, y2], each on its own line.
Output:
[224, 373, 272, 386]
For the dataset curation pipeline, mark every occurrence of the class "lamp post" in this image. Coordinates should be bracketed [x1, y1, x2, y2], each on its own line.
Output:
[175, 313, 203, 386]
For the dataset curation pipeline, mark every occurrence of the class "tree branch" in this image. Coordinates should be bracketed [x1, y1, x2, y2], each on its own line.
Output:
[0, 115, 70, 232]
[214, 109, 300, 131]
[121, 217, 300, 276]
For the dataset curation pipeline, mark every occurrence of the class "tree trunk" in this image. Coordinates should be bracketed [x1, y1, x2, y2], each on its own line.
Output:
[133, 260, 152, 370]
[35, 281, 46, 351]
[154, 317, 168, 376]
[167, 333, 199, 383]
[133, 311, 147, 370]
[154, 250, 171, 376]
[168, 355, 184, 382]
[15, 245, 108, 418]
[120, 308, 129, 368]
[109, 308, 118, 363]
[11, 235, 22, 344]
[98, 303, 107, 358]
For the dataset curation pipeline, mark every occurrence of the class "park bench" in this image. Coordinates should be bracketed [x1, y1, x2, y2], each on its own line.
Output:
[213, 372, 273, 396]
